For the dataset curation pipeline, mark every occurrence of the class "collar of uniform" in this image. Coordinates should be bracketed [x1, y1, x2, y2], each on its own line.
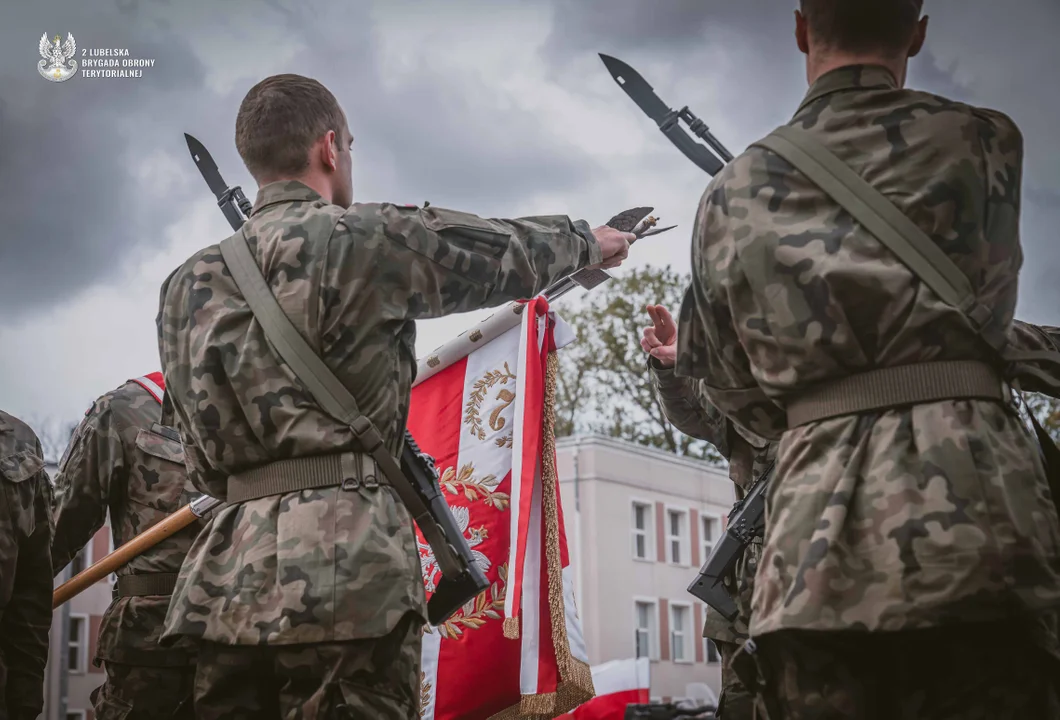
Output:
[251, 180, 326, 216]
[795, 64, 898, 116]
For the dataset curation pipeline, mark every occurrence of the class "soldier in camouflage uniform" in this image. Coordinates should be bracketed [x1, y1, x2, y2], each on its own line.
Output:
[643, 307, 1060, 720]
[0, 410, 53, 720]
[673, 0, 1060, 716]
[51, 375, 209, 720]
[155, 73, 633, 719]
[642, 303, 774, 720]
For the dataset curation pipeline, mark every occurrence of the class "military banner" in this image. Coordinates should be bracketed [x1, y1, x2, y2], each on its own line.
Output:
[410, 296, 593, 719]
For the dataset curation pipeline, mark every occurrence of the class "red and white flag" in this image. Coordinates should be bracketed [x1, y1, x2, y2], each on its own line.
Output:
[409, 296, 593, 719]
[556, 658, 651, 720]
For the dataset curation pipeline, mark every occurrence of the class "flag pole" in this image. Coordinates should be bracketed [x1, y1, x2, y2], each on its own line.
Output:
[52, 494, 220, 607]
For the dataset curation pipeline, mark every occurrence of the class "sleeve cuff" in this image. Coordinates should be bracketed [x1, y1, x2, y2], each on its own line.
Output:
[647, 356, 685, 387]
[572, 219, 602, 267]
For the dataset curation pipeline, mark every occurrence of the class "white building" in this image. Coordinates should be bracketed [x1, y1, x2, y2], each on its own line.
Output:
[556, 435, 735, 706]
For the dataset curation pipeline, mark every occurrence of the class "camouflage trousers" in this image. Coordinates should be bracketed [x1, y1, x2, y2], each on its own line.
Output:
[91, 662, 195, 720]
[749, 620, 1060, 719]
[191, 611, 422, 720]
[715, 640, 756, 720]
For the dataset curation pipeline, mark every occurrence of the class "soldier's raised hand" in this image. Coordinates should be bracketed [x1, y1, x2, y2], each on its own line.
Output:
[587, 226, 634, 270]
[641, 304, 678, 368]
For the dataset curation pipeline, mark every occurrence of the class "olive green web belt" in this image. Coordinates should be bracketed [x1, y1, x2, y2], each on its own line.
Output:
[785, 360, 1007, 428]
[226, 451, 386, 504]
[116, 572, 179, 597]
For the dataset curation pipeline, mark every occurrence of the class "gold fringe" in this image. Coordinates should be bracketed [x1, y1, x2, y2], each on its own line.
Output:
[537, 350, 595, 714]
[503, 616, 520, 639]
[488, 349, 595, 719]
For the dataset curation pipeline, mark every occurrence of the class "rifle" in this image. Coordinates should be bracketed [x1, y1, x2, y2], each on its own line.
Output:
[686, 459, 775, 620]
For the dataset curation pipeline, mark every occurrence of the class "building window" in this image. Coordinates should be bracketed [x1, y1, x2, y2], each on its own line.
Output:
[701, 515, 720, 561]
[670, 603, 692, 663]
[68, 614, 88, 674]
[634, 600, 658, 660]
[631, 501, 653, 560]
[67, 711, 87, 720]
[666, 508, 689, 565]
[705, 638, 721, 664]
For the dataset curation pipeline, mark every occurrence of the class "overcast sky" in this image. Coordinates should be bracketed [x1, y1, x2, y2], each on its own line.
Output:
[1, 0, 1058, 434]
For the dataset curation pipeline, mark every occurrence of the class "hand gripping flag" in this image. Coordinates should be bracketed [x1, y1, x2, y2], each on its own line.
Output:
[410, 296, 593, 719]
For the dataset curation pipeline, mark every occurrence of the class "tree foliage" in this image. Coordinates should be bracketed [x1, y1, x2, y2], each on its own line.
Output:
[25, 415, 78, 465]
[1026, 393, 1060, 443]
[553, 265, 723, 464]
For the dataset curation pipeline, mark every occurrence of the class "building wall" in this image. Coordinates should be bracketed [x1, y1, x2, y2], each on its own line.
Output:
[556, 435, 734, 705]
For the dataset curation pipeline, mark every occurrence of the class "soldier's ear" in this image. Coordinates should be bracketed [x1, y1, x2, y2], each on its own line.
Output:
[321, 129, 338, 172]
[794, 10, 810, 55]
[908, 16, 929, 58]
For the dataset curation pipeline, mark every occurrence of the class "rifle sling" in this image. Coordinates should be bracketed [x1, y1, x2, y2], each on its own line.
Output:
[752, 126, 1060, 427]
[218, 228, 463, 578]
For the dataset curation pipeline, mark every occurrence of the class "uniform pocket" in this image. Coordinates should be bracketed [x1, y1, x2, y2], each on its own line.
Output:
[134, 427, 185, 465]
[421, 206, 514, 261]
[128, 428, 189, 513]
[0, 449, 44, 484]
[92, 681, 133, 720]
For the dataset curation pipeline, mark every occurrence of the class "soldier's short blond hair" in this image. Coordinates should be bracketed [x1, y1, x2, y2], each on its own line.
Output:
[800, 0, 924, 56]
[235, 74, 346, 181]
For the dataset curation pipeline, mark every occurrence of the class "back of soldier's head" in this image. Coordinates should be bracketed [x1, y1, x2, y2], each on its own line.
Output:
[799, 0, 924, 56]
[235, 73, 346, 182]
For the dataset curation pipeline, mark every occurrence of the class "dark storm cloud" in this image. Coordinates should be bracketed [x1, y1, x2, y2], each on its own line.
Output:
[0, 0, 599, 323]
[1, 0, 1057, 325]
[0, 2, 211, 318]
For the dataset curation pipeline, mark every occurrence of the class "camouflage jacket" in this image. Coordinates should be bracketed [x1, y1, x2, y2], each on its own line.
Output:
[156, 180, 601, 645]
[675, 64, 1060, 636]
[649, 359, 776, 644]
[0, 410, 53, 718]
[51, 380, 208, 666]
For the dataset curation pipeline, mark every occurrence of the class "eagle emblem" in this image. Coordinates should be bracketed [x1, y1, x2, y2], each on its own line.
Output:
[418, 505, 491, 594]
[38, 32, 78, 83]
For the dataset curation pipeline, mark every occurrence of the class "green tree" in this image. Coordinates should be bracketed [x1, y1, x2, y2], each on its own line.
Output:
[553, 265, 723, 464]
[1026, 393, 1060, 442]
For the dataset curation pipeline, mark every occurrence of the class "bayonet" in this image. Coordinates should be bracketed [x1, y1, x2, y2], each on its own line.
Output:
[599, 54, 734, 176]
[546, 206, 676, 300]
[184, 133, 253, 230]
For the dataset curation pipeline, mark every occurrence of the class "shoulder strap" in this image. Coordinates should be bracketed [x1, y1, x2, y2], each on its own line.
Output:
[752, 125, 1000, 351]
[217, 227, 464, 577]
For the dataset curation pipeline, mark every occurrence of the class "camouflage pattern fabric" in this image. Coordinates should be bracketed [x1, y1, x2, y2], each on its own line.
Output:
[750, 621, 1060, 719]
[156, 180, 601, 646]
[90, 663, 195, 720]
[0, 410, 53, 720]
[674, 64, 1060, 636]
[51, 379, 208, 673]
[649, 359, 774, 720]
[714, 640, 756, 720]
[190, 610, 421, 719]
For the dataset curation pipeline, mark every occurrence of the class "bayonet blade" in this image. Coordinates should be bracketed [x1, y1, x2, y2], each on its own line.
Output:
[184, 133, 246, 230]
[599, 54, 671, 123]
[599, 54, 726, 176]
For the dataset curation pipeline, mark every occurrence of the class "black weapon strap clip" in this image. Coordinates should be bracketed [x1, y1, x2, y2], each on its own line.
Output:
[218, 185, 253, 217]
